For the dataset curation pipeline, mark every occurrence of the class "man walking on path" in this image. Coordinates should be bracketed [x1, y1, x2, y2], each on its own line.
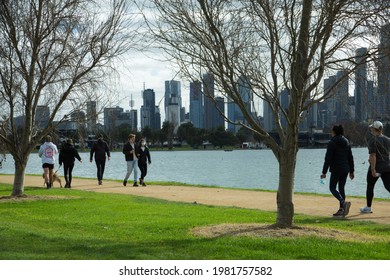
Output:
[361, 121, 390, 213]
[122, 134, 139, 187]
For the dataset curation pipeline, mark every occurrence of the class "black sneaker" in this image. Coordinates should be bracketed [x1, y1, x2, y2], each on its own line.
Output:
[333, 208, 344, 217]
[133, 182, 139, 187]
[123, 180, 127, 186]
[342, 201, 351, 216]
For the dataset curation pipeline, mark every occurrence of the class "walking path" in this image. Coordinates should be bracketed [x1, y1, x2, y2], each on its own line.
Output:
[1, 174, 390, 224]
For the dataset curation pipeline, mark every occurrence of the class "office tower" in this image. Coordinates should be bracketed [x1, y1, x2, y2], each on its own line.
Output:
[130, 109, 138, 130]
[263, 100, 275, 132]
[355, 48, 368, 122]
[202, 72, 217, 129]
[335, 70, 350, 122]
[215, 96, 225, 128]
[227, 76, 252, 133]
[165, 80, 181, 131]
[35, 105, 50, 129]
[280, 88, 289, 129]
[104, 106, 124, 132]
[141, 88, 159, 130]
[86, 101, 97, 133]
[189, 80, 204, 128]
[377, 23, 390, 119]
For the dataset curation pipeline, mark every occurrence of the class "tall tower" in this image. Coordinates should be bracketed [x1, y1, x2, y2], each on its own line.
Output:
[165, 80, 181, 131]
[141, 88, 157, 130]
[377, 23, 390, 119]
[202, 72, 216, 130]
[355, 47, 368, 122]
[189, 80, 204, 128]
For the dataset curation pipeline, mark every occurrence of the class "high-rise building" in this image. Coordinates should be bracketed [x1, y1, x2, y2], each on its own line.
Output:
[202, 72, 216, 130]
[355, 48, 368, 122]
[215, 96, 225, 128]
[35, 105, 50, 129]
[377, 23, 390, 119]
[227, 76, 252, 133]
[165, 80, 182, 131]
[86, 101, 97, 133]
[189, 80, 204, 128]
[141, 88, 160, 130]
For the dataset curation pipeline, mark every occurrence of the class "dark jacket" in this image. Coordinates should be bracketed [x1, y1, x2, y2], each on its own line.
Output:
[90, 139, 110, 161]
[137, 146, 151, 165]
[322, 135, 354, 174]
[122, 141, 138, 161]
[59, 143, 81, 165]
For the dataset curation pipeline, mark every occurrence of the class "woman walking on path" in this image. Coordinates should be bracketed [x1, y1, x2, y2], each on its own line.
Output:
[59, 139, 82, 188]
[321, 125, 355, 217]
[361, 121, 390, 213]
[90, 136, 110, 185]
[137, 138, 151, 186]
[38, 135, 58, 189]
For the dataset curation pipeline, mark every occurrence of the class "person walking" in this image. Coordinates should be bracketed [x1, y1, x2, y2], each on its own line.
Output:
[360, 121, 390, 213]
[90, 136, 110, 185]
[39, 135, 58, 189]
[321, 125, 355, 217]
[59, 138, 82, 188]
[122, 134, 139, 187]
[137, 138, 151, 186]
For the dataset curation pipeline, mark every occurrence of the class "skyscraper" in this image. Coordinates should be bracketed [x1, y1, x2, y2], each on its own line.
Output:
[227, 76, 252, 133]
[165, 80, 182, 131]
[377, 23, 390, 119]
[189, 80, 204, 128]
[355, 47, 368, 122]
[141, 88, 159, 130]
[202, 72, 216, 130]
[86, 101, 97, 133]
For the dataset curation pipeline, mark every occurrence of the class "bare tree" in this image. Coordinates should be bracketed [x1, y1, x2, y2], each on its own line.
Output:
[0, 0, 136, 196]
[140, 0, 390, 227]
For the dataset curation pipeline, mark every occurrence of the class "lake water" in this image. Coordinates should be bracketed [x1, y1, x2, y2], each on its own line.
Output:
[1, 148, 390, 199]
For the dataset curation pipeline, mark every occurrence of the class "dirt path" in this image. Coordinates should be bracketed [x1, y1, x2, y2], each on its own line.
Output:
[1, 174, 390, 224]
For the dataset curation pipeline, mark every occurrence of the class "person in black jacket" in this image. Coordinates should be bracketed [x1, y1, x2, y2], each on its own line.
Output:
[59, 139, 82, 188]
[90, 136, 110, 185]
[137, 138, 151, 186]
[321, 125, 355, 217]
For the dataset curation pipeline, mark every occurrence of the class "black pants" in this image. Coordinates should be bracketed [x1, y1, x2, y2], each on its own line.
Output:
[138, 162, 148, 180]
[366, 169, 390, 207]
[63, 162, 74, 186]
[95, 160, 106, 181]
[329, 172, 348, 208]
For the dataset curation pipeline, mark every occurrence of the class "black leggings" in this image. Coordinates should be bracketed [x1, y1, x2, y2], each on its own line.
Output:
[366, 169, 390, 207]
[95, 160, 106, 181]
[329, 172, 348, 207]
[138, 162, 148, 180]
[63, 163, 75, 185]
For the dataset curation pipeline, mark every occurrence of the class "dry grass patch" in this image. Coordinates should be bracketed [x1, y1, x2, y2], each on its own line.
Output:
[191, 223, 381, 242]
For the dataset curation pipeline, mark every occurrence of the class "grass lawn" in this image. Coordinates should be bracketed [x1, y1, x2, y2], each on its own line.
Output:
[0, 183, 389, 260]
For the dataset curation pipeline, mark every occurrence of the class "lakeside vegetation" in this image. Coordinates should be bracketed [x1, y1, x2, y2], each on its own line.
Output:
[1, 182, 390, 260]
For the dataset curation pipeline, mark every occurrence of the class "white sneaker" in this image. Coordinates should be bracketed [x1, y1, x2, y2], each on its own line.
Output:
[360, 206, 373, 213]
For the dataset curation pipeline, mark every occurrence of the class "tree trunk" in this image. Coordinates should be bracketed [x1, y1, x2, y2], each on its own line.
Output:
[275, 146, 298, 228]
[12, 159, 27, 196]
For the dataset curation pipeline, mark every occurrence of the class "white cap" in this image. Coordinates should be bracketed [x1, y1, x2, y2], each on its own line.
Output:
[369, 120, 383, 130]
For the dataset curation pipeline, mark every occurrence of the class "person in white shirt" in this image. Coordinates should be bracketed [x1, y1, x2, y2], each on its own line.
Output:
[39, 135, 58, 189]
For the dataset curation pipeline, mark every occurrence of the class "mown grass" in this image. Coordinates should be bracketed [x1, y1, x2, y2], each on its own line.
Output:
[0, 183, 389, 260]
